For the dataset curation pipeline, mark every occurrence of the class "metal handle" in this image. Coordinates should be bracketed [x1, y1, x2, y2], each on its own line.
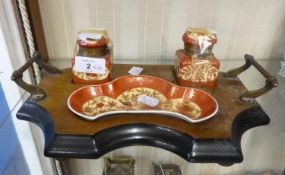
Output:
[11, 51, 62, 101]
[224, 54, 278, 103]
[104, 156, 135, 173]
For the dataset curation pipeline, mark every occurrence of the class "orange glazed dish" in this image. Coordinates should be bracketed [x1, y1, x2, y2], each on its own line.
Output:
[68, 75, 218, 123]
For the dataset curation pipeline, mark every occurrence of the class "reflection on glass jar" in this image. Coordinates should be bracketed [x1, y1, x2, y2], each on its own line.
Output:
[174, 28, 220, 88]
[71, 29, 113, 84]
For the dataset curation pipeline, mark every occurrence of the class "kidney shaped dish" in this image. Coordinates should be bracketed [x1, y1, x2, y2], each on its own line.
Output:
[67, 75, 218, 123]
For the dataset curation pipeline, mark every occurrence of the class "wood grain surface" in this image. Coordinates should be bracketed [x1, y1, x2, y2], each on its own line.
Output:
[36, 64, 257, 138]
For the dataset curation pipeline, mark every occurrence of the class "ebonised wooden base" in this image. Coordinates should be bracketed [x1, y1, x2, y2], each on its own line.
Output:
[17, 101, 269, 165]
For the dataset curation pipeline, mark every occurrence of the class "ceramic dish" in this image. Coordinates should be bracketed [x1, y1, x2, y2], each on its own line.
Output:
[67, 75, 218, 123]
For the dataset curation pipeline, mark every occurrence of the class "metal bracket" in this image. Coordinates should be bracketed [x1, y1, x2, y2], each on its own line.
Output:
[103, 156, 135, 175]
[11, 51, 62, 101]
[224, 54, 278, 103]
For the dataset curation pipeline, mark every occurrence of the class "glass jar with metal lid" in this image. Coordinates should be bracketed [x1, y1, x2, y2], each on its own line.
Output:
[71, 29, 112, 84]
[174, 28, 220, 88]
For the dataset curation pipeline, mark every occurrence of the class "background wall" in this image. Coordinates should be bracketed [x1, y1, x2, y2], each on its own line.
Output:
[38, 0, 285, 174]
[39, 0, 285, 63]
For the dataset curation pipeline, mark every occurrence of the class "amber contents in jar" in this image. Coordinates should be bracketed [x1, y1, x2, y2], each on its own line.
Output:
[71, 30, 112, 84]
[174, 28, 220, 88]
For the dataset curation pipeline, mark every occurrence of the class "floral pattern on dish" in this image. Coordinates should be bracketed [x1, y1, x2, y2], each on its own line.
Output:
[159, 98, 201, 119]
[82, 87, 201, 119]
[82, 96, 126, 115]
[117, 87, 167, 109]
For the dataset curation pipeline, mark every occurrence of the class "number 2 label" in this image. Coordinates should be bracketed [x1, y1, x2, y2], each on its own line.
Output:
[74, 56, 106, 74]
[86, 64, 91, 69]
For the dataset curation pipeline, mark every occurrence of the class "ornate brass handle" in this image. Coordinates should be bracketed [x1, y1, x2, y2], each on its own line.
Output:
[224, 54, 278, 103]
[11, 51, 62, 101]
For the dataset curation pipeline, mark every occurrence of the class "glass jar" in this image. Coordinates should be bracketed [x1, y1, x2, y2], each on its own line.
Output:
[174, 28, 220, 88]
[72, 29, 112, 84]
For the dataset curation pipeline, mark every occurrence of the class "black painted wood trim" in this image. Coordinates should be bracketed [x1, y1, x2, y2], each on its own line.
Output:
[16, 101, 270, 165]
